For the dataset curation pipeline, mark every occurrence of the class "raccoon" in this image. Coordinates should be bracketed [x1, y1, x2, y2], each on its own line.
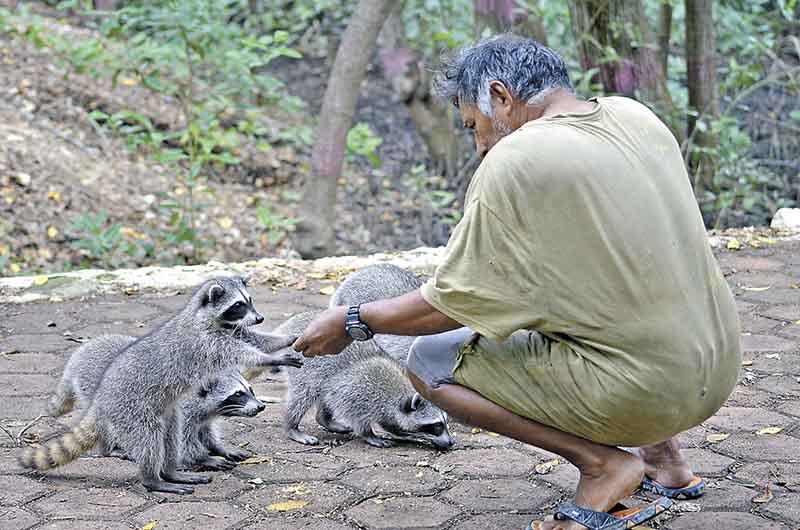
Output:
[249, 311, 454, 450]
[19, 275, 301, 495]
[179, 367, 264, 471]
[329, 264, 424, 364]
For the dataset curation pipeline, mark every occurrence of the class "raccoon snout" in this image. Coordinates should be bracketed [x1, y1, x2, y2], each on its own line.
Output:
[253, 313, 264, 325]
[434, 435, 455, 450]
[256, 401, 266, 413]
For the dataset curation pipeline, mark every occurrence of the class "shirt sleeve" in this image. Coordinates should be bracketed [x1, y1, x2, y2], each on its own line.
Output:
[420, 197, 544, 342]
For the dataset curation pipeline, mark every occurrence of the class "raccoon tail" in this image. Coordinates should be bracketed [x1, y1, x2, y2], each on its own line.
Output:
[18, 412, 98, 471]
[47, 378, 74, 417]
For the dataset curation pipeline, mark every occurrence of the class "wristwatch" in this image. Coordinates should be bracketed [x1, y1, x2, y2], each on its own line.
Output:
[345, 305, 374, 341]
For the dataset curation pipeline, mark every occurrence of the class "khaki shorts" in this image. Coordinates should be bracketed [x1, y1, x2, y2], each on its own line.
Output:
[408, 328, 719, 447]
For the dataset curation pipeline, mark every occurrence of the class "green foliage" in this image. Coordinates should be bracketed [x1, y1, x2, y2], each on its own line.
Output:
[68, 212, 147, 268]
[256, 204, 298, 246]
[346, 122, 383, 168]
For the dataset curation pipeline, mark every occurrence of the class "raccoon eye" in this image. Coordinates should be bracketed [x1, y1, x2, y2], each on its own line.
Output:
[197, 388, 209, 398]
[419, 422, 445, 436]
[233, 390, 245, 398]
[233, 301, 245, 308]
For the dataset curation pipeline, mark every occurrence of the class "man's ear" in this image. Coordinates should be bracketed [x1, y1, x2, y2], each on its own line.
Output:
[489, 80, 513, 110]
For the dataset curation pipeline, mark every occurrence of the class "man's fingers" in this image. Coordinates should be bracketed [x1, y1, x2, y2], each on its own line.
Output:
[292, 335, 305, 352]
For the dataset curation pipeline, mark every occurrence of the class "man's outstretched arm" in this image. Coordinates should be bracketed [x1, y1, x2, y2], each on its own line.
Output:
[292, 289, 462, 357]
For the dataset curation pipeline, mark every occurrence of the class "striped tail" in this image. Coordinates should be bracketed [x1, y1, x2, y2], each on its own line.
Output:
[18, 413, 98, 471]
[47, 378, 75, 417]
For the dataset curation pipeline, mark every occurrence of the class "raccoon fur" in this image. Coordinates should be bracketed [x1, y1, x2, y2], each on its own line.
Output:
[329, 264, 424, 364]
[19, 275, 300, 495]
[251, 310, 454, 449]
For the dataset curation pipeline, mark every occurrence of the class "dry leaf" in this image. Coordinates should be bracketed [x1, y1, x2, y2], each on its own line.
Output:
[488, 432, 500, 437]
[752, 486, 774, 504]
[240, 455, 272, 465]
[248, 477, 264, 485]
[216, 217, 233, 230]
[741, 360, 753, 366]
[33, 276, 48, 286]
[306, 272, 327, 279]
[319, 285, 336, 296]
[142, 521, 159, 530]
[266, 500, 309, 512]
[726, 239, 742, 250]
[9, 263, 21, 273]
[121, 77, 138, 86]
[706, 433, 730, 443]
[534, 459, 560, 475]
[755, 426, 783, 435]
[47, 226, 58, 239]
[790, 283, 799, 290]
[48, 296, 64, 303]
[470, 427, 481, 434]
[742, 285, 771, 292]
[47, 190, 61, 201]
[282, 484, 312, 496]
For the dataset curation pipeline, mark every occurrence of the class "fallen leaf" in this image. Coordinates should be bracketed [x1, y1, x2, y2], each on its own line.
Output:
[47, 226, 58, 239]
[488, 432, 500, 437]
[121, 77, 138, 86]
[534, 459, 560, 475]
[741, 360, 753, 366]
[415, 471, 423, 478]
[764, 353, 781, 360]
[216, 217, 233, 230]
[306, 272, 327, 279]
[789, 283, 799, 289]
[33, 276, 48, 286]
[319, 285, 336, 296]
[240, 455, 272, 465]
[755, 426, 783, 435]
[266, 500, 309, 512]
[47, 190, 61, 201]
[706, 433, 730, 443]
[142, 521, 159, 530]
[726, 239, 742, 250]
[282, 484, 312, 496]
[415, 461, 430, 467]
[752, 486, 774, 504]
[0, 245, 7, 255]
[742, 285, 771, 292]
[48, 296, 64, 303]
[9, 263, 21, 273]
[470, 427, 481, 434]
[749, 240, 761, 248]
[248, 477, 264, 485]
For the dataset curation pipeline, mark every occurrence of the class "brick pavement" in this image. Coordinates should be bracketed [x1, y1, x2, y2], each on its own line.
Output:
[1, 241, 799, 530]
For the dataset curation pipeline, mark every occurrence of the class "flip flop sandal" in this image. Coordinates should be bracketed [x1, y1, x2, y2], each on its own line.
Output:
[640, 475, 705, 499]
[526, 496, 672, 530]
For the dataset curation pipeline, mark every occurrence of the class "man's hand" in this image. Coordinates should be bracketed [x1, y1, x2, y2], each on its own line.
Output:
[292, 305, 353, 357]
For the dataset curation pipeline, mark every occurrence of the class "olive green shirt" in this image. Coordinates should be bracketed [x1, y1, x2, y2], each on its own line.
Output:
[421, 96, 741, 426]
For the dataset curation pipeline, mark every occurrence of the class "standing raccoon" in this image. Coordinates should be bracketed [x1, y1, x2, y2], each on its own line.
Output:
[248, 311, 454, 449]
[49, 335, 265, 470]
[179, 367, 265, 471]
[329, 264, 424, 364]
[20, 276, 300, 494]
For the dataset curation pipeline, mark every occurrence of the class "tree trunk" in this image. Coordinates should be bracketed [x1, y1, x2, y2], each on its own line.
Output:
[568, 0, 682, 140]
[93, 0, 119, 10]
[685, 0, 719, 193]
[378, 6, 460, 179]
[657, 0, 673, 78]
[474, 0, 547, 44]
[291, 0, 394, 258]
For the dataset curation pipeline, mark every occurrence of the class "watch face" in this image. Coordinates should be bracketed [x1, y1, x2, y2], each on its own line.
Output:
[348, 327, 369, 341]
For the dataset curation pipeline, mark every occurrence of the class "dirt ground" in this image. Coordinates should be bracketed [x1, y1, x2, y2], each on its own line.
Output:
[0, 4, 466, 276]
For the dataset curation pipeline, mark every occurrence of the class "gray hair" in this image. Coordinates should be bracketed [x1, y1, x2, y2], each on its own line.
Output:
[433, 33, 573, 116]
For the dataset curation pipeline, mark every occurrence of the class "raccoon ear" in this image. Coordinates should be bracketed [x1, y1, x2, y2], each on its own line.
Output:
[404, 393, 424, 413]
[241, 271, 253, 286]
[204, 284, 225, 305]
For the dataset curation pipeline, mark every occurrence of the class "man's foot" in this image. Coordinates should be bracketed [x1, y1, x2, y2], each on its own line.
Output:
[533, 448, 645, 530]
[638, 438, 695, 488]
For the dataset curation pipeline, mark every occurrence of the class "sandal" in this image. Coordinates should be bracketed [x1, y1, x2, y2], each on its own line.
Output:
[640, 475, 705, 499]
[527, 496, 672, 530]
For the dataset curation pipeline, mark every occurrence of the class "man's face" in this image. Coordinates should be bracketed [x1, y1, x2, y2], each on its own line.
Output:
[459, 103, 514, 160]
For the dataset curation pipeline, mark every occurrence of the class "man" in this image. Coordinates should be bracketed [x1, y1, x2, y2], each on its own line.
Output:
[293, 35, 741, 530]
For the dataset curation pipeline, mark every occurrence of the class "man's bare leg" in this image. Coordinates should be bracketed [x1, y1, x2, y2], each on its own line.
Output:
[409, 372, 644, 530]
[639, 438, 695, 487]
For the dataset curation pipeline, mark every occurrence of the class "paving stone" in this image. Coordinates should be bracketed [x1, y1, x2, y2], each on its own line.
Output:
[30, 487, 146, 518]
[441, 478, 556, 512]
[0, 475, 48, 506]
[235, 453, 352, 483]
[434, 448, 539, 478]
[776, 401, 799, 417]
[34, 522, 133, 530]
[69, 322, 148, 339]
[346, 496, 460, 530]
[677, 425, 718, 448]
[238, 481, 358, 515]
[131, 501, 247, 530]
[740, 315, 780, 334]
[0, 507, 39, 530]
[716, 434, 800, 461]
[776, 323, 800, 340]
[79, 301, 163, 324]
[0, 373, 55, 396]
[734, 462, 800, 489]
[448, 425, 515, 449]
[242, 517, 356, 530]
[0, 334, 73, 354]
[723, 386, 774, 408]
[704, 407, 792, 432]
[0, 448, 22, 473]
[2, 307, 82, 335]
[44, 455, 140, 486]
[453, 513, 539, 530]
[696, 480, 758, 511]
[535, 462, 579, 493]
[0, 416, 69, 448]
[0, 353, 64, 374]
[741, 288, 800, 305]
[735, 300, 758, 314]
[340, 465, 448, 496]
[726, 256, 785, 272]
[740, 334, 797, 353]
[180, 473, 249, 500]
[667, 511, 786, 530]
[760, 492, 800, 525]
[682, 448, 735, 477]
[744, 353, 800, 375]
[331, 440, 445, 468]
[756, 375, 800, 397]
[758, 305, 800, 322]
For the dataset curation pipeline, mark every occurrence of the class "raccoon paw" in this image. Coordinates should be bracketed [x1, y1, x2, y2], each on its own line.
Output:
[142, 478, 195, 495]
[195, 456, 236, 471]
[363, 436, 395, 448]
[288, 429, 319, 446]
[221, 448, 253, 462]
[164, 471, 213, 484]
